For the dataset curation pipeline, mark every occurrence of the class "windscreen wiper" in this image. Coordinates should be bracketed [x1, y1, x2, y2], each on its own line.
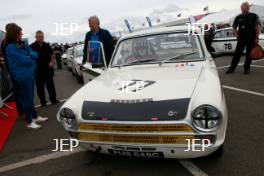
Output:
[128, 58, 157, 64]
[115, 58, 158, 68]
[159, 51, 198, 65]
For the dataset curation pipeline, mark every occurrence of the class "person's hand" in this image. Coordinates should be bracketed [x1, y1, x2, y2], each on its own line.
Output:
[234, 30, 239, 38]
[48, 61, 54, 68]
[88, 48, 94, 52]
[0, 57, 4, 65]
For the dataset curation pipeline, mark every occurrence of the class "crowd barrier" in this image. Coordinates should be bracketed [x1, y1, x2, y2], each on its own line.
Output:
[0, 64, 14, 117]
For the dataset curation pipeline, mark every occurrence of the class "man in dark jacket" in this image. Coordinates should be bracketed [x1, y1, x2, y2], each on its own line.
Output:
[226, 2, 261, 74]
[30, 31, 58, 106]
[82, 16, 114, 66]
[204, 23, 215, 53]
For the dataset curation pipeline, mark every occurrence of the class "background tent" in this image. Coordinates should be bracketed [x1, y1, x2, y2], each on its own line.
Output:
[198, 5, 264, 29]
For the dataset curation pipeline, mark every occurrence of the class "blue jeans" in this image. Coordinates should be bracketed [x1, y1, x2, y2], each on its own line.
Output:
[16, 78, 37, 124]
[12, 79, 24, 114]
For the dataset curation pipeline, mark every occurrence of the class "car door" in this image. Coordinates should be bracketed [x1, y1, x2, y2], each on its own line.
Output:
[212, 29, 237, 53]
[82, 41, 107, 83]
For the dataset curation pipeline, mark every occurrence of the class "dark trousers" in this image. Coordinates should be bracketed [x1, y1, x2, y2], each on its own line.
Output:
[16, 78, 37, 124]
[35, 74, 57, 105]
[56, 55, 62, 69]
[12, 79, 24, 114]
[229, 38, 255, 71]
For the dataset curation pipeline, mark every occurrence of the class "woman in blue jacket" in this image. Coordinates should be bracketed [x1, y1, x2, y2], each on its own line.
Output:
[5, 24, 48, 129]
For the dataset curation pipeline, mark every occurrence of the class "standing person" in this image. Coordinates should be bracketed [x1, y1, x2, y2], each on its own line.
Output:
[0, 23, 24, 115]
[226, 2, 261, 74]
[5, 24, 48, 129]
[82, 16, 114, 66]
[30, 31, 59, 107]
[204, 23, 215, 53]
[54, 45, 62, 69]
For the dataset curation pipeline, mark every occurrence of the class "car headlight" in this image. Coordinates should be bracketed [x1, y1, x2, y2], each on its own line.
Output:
[59, 108, 77, 129]
[192, 105, 221, 132]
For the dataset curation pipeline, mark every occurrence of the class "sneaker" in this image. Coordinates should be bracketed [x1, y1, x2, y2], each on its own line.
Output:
[33, 116, 48, 123]
[51, 100, 60, 104]
[27, 122, 42, 129]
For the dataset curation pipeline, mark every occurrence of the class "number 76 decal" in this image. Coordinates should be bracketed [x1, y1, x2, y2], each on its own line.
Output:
[224, 43, 232, 50]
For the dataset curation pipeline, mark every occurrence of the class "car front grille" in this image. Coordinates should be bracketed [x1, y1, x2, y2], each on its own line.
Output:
[78, 123, 194, 132]
[78, 133, 215, 144]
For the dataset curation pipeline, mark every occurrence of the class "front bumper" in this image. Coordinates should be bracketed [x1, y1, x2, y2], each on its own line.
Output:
[66, 122, 225, 159]
[78, 141, 221, 159]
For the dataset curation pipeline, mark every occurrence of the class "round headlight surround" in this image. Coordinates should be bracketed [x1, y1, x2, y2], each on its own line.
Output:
[192, 105, 222, 132]
[59, 108, 77, 129]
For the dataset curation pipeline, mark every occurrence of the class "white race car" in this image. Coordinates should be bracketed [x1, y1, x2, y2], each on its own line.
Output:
[57, 26, 227, 159]
[212, 27, 264, 54]
[61, 53, 68, 65]
[66, 47, 74, 71]
[72, 44, 84, 83]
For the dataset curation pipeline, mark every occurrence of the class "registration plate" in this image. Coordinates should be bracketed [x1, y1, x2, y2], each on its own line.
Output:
[108, 149, 164, 158]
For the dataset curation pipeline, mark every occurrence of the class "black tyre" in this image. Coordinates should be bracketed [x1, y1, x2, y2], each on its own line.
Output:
[209, 145, 224, 158]
[72, 69, 76, 76]
[77, 75, 84, 84]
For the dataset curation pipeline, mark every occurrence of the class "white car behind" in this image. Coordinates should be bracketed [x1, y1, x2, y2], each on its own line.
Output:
[212, 27, 264, 54]
[72, 44, 84, 83]
[66, 47, 74, 71]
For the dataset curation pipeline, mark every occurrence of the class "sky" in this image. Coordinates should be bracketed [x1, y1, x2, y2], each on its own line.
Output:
[0, 0, 263, 43]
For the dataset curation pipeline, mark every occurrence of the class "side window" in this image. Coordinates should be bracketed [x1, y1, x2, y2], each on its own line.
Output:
[74, 45, 84, 57]
[220, 30, 234, 38]
[0, 31, 4, 52]
[0, 31, 4, 43]
[114, 40, 133, 65]
[86, 41, 106, 66]
[226, 30, 234, 37]
[68, 49, 74, 58]
[221, 30, 228, 38]
[73, 49, 76, 57]
[214, 31, 221, 39]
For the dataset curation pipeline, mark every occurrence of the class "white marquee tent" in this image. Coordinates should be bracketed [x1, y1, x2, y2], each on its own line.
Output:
[198, 5, 264, 27]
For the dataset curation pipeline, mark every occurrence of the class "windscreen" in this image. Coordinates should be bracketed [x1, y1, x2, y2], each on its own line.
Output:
[112, 32, 204, 66]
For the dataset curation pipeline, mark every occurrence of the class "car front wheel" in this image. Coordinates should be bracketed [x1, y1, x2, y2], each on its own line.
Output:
[77, 75, 84, 84]
[209, 145, 224, 159]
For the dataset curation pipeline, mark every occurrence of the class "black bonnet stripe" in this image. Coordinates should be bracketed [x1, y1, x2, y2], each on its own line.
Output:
[82, 99, 190, 121]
